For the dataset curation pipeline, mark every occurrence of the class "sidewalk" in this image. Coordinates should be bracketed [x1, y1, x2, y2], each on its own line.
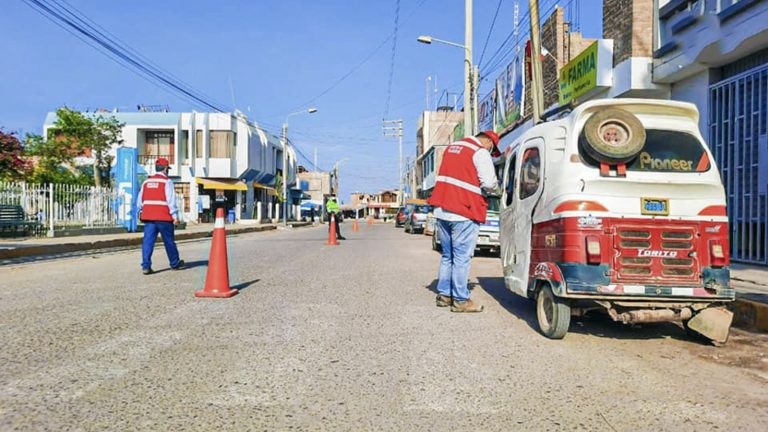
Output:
[730, 264, 768, 331]
[0, 220, 312, 261]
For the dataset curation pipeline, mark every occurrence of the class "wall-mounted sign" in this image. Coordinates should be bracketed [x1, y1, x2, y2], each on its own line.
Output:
[558, 39, 614, 105]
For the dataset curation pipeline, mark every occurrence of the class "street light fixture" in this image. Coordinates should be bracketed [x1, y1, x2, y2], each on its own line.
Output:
[416, 33, 477, 135]
[282, 107, 317, 227]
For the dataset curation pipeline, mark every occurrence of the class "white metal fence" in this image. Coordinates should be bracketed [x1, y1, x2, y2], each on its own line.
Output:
[0, 181, 186, 237]
[0, 182, 122, 235]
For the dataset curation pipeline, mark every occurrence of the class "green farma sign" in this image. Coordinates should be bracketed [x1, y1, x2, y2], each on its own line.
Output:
[559, 41, 599, 105]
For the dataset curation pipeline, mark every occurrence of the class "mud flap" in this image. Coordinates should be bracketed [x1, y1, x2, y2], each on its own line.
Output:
[687, 306, 733, 344]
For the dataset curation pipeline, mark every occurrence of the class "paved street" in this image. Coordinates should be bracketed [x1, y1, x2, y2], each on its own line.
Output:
[1, 224, 767, 431]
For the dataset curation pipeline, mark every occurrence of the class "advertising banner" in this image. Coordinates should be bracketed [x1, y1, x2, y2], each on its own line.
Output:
[115, 147, 138, 232]
[558, 40, 613, 105]
[495, 51, 525, 132]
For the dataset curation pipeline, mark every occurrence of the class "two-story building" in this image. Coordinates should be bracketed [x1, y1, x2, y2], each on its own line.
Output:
[44, 110, 298, 223]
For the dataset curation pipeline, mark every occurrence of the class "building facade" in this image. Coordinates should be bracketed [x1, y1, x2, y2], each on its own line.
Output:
[654, 0, 768, 265]
[414, 109, 463, 199]
[44, 111, 298, 223]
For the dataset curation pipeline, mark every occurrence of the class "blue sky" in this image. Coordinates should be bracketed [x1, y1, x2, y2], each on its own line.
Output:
[1, 0, 602, 200]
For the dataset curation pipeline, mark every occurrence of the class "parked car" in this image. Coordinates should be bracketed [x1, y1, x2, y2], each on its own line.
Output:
[404, 203, 431, 234]
[395, 207, 406, 227]
[424, 212, 436, 236]
[432, 197, 500, 255]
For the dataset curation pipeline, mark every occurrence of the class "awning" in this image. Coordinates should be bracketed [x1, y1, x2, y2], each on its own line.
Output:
[196, 178, 248, 191]
[254, 182, 277, 196]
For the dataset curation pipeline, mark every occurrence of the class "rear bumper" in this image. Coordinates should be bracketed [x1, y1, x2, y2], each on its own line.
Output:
[536, 262, 735, 301]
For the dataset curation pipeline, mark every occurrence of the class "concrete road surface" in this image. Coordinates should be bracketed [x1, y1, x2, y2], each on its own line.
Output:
[1, 224, 767, 431]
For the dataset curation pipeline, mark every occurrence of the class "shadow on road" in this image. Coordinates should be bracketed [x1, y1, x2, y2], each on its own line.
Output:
[232, 278, 260, 291]
[477, 276, 697, 343]
[477, 276, 539, 332]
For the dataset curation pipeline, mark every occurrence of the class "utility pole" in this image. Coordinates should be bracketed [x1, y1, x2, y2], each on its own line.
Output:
[382, 119, 404, 206]
[528, 0, 545, 124]
[281, 122, 289, 227]
[464, 0, 474, 135]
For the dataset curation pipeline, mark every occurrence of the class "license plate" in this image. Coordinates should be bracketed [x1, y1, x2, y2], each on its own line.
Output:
[641, 197, 669, 216]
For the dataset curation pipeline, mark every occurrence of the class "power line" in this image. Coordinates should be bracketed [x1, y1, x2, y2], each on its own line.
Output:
[285, 0, 429, 113]
[383, 0, 401, 119]
[23, 0, 230, 112]
[478, 0, 504, 66]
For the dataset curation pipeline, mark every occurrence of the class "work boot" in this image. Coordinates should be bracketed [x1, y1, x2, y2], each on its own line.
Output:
[338, 236, 347, 240]
[171, 260, 186, 270]
[142, 268, 154, 275]
[435, 294, 452, 307]
[451, 299, 483, 313]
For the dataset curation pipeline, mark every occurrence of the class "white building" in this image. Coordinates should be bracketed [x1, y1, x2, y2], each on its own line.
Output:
[43, 111, 299, 223]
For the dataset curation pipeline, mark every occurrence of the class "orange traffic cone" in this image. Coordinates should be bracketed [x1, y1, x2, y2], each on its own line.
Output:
[367, 216, 373, 225]
[352, 218, 359, 232]
[196, 208, 239, 298]
[326, 213, 339, 246]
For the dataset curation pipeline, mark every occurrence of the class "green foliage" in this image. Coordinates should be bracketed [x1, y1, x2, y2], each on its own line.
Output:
[22, 108, 124, 186]
[0, 129, 31, 181]
[48, 108, 124, 187]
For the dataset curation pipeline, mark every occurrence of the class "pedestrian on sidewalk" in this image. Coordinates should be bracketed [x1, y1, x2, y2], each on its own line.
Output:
[137, 158, 185, 275]
[326, 196, 345, 240]
[427, 130, 501, 312]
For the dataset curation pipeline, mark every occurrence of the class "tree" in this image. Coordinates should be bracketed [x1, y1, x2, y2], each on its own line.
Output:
[0, 129, 31, 181]
[47, 108, 123, 187]
[24, 133, 92, 185]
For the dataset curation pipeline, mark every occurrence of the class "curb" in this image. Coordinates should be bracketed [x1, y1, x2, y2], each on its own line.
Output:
[0, 225, 279, 261]
[730, 296, 768, 332]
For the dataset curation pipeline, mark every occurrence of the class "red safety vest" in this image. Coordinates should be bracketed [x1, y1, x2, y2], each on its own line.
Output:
[140, 174, 173, 222]
[428, 137, 488, 223]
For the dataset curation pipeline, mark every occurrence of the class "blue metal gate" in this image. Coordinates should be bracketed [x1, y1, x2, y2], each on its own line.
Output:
[709, 63, 768, 265]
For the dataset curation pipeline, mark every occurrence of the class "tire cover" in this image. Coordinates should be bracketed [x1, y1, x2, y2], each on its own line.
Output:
[583, 108, 646, 163]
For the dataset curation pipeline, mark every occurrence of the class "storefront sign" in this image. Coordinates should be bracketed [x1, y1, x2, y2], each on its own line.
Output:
[558, 39, 613, 105]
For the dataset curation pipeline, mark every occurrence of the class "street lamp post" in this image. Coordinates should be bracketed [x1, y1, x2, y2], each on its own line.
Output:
[416, 0, 475, 135]
[282, 107, 317, 227]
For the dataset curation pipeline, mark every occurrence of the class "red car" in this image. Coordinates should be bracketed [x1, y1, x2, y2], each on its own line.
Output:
[395, 207, 406, 228]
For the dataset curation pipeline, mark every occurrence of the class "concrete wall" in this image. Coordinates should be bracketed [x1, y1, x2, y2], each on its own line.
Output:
[670, 69, 711, 137]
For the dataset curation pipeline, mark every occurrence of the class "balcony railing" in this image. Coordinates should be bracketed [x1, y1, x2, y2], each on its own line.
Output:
[138, 154, 175, 164]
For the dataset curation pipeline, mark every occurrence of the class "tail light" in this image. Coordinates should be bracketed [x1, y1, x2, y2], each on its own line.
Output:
[709, 240, 726, 267]
[553, 200, 608, 214]
[586, 235, 602, 264]
[412, 214, 418, 221]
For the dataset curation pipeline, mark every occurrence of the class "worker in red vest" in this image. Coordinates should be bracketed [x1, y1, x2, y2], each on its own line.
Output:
[137, 158, 185, 275]
[427, 131, 501, 312]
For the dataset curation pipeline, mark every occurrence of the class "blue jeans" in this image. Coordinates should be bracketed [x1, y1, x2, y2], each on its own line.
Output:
[141, 221, 180, 270]
[436, 219, 479, 302]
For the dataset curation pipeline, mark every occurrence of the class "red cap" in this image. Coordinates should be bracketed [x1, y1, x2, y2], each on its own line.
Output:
[155, 157, 170, 167]
[477, 130, 502, 157]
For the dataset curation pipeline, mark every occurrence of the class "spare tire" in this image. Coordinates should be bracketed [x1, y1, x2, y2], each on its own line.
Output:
[582, 108, 646, 163]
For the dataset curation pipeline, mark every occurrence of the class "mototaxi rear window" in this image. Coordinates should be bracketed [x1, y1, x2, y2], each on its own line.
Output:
[578, 129, 711, 173]
[414, 205, 430, 213]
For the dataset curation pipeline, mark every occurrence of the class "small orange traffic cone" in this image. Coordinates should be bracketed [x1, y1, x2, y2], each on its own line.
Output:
[352, 218, 359, 232]
[196, 208, 239, 298]
[326, 213, 339, 246]
[367, 216, 373, 225]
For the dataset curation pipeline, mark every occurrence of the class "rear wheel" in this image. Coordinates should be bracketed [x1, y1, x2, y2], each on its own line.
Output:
[536, 284, 571, 339]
